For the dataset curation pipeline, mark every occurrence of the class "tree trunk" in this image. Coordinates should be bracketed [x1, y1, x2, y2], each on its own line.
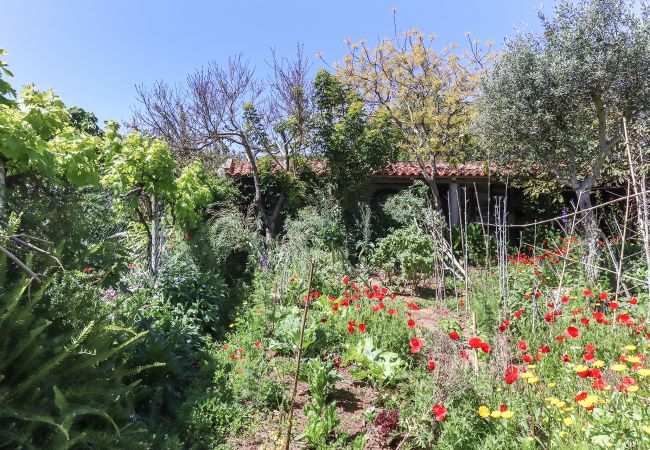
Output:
[149, 194, 161, 280]
[415, 154, 444, 212]
[576, 188, 600, 284]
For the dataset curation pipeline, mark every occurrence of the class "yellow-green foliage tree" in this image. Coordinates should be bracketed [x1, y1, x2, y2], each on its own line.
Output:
[101, 123, 212, 277]
[336, 29, 493, 211]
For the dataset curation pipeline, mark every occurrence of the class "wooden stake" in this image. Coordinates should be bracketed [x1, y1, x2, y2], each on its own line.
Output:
[284, 262, 315, 450]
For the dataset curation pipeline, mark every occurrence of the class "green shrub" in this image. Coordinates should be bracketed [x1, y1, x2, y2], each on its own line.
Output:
[372, 226, 435, 286]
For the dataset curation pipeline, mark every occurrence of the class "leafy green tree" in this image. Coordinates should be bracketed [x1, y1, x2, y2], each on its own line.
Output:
[101, 123, 212, 277]
[68, 106, 103, 137]
[478, 0, 650, 278]
[313, 70, 400, 212]
[0, 52, 103, 279]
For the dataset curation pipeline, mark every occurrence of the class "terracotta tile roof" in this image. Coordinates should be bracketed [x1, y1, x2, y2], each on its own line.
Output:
[372, 161, 489, 177]
[219, 159, 491, 178]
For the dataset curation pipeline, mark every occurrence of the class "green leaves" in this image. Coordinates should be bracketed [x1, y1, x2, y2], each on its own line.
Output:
[175, 161, 213, 228]
[0, 48, 17, 105]
[101, 129, 176, 202]
[344, 336, 406, 388]
[313, 70, 400, 211]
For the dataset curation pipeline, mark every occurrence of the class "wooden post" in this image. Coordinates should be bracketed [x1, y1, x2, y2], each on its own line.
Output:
[284, 263, 315, 450]
[471, 311, 479, 375]
[449, 179, 460, 227]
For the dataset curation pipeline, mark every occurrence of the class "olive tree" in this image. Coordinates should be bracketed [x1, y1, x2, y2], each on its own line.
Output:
[478, 0, 650, 280]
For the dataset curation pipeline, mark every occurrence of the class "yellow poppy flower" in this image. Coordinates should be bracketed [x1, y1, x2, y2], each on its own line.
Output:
[611, 364, 627, 372]
[501, 410, 514, 419]
[478, 405, 490, 418]
[527, 376, 540, 384]
[490, 410, 502, 419]
[638, 369, 650, 378]
[563, 417, 575, 426]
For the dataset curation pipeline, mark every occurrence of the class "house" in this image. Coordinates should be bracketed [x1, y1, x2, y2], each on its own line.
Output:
[219, 159, 513, 226]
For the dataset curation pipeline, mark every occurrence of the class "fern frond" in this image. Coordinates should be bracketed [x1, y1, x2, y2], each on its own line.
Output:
[10, 321, 95, 400]
[61, 330, 147, 375]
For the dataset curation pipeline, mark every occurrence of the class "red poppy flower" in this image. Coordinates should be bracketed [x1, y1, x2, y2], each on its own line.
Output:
[561, 296, 570, 303]
[565, 326, 580, 339]
[593, 379, 607, 391]
[581, 318, 590, 325]
[505, 365, 519, 384]
[347, 326, 355, 334]
[410, 338, 423, 353]
[524, 293, 532, 300]
[342, 277, 350, 284]
[312, 291, 321, 298]
[544, 312, 555, 323]
[561, 354, 570, 362]
[518, 340, 528, 351]
[348, 320, 356, 327]
[408, 319, 416, 328]
[535, 291, 542, 297]
[332, 303, 339, 312]
[255, 342, 262, 348]
[583, 290, 592, 297]
[427, 360, 436, 372]
[629, 297, 638, 305]
[469, 337, 483, 349]
[499, 405, 507, 412]
[539, 345, 551, 353]
[481, 342, 492, 354]
[556, 336, 565, 342]
[432, 404, 447, 422]
[449, 331, 459, 341]
[387, 309, 396, 315]
[598, 292, 608, 300]
[514, 311, 522, 318]
[609, 302, 619, 310]
[523, 354, 533, 363]
[358, 323, 366, 333]
[575, 391, 588, 402]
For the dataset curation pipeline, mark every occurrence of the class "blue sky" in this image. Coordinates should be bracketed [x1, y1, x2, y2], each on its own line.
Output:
[1, 1, 554, 124]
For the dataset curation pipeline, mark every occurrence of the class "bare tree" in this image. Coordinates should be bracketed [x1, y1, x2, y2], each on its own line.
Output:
[266, 44, 313, 172]
[132, 49, 313, 240]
